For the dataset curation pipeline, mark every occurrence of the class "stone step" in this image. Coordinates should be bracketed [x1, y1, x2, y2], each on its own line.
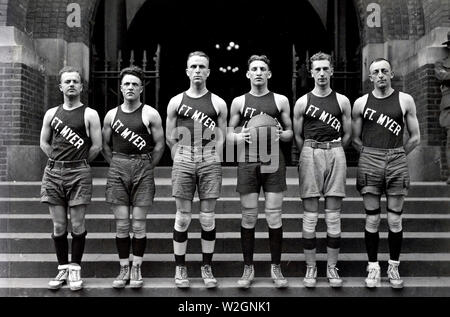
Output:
[1, 214, 449, 233]
[1, 232, 449, 253]
[1, 179, 449, 198]
[1, 198, 449, 214]
[1, 277, 449, 297]
[1, 253, 449, 278]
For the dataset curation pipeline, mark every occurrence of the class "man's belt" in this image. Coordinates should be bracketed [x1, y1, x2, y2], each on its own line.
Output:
[304, 140, 342, 149]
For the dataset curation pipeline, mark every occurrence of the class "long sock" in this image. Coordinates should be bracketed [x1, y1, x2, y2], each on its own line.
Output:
[268, 227, 283, 265]
[71, 231, 87, 265]
[173, 229, 188, 266]
[303, 236, 317, 267]
[52, 232, 69, 265]
[365, 230, 379, 263]
[132, 236, 147, 258]
[241, 227, 255, 266]
[201, 229, 216, 266]
[327, 235, 341, 267]
[116, 236, 131, 260]
[388, 230, 403, 261]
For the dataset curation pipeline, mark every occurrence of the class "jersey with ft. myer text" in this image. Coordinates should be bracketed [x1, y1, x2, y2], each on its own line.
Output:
[362, 90, 404, 149]
[176, 91, 219, 148]
[50, 105, 91, 161]
[303, 91, 343, 142]
[239, 92, 283, 163]
[111, 104, 154, 154]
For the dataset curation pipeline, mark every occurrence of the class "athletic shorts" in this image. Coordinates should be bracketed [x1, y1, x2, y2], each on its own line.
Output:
[105, 153, 155, 206]
[357, 146, 410, 196]
[298, 144, 346, 199]
[237, 151, 287, 194]
[40, 159, 92, 207]
[172, 146, 222, 200]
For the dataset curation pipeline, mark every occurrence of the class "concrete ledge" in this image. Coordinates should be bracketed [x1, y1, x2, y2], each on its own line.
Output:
[6, 146, 46, 181]
[408, 146, 442, 181]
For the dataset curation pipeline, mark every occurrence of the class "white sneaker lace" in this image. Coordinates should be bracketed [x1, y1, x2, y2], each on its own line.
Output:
[367, 267, 379, 280]
[328, 266, 340, 279]
[131, 265, 142, 280]
[388, 265, 401, 280]
[272, 265, 285, 280]
[177, 266, 188, 280]
[55, 269, 67, 281]
[241, 265, 253, 280]
[202, 265, 214, 279]
[305, 266, 316, 279]
[70, 269, 80, 282]
[116, 265, 129, 280]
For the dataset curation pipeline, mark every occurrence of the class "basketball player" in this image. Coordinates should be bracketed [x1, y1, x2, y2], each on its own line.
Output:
[166, 51, 227, 288]
[228, 55, 293, 289]
[293, 52, 352, 288]
[352, 58, 420, 288]
[40, 66, 102, 291]
[102, 66, 165, 289]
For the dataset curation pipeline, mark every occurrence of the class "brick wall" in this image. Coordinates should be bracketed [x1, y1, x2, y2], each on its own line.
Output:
[25, 0, 97, 45]
[0, 0, 8, 26]
[354, 0, 425, 45]
[5, 0, 29, 32]
[404, 64, 443, 146]
[422, 0, 450, 33]
[0, 63, 45, 181]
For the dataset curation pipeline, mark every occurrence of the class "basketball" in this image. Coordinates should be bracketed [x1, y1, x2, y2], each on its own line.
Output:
[246, 113, 279, 129]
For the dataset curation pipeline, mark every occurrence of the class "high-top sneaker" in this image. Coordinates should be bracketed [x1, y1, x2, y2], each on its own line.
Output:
[130, 264, 144, 288]
[303, 265, 317, 288]
[48, 265, 69, 290]
[112, 265, 130, 289]
[201, 265, 218, 288]
[387, 260, 404, 289]
[327, 265, 343, 288]
[365, 262, 381, 288]
[237, 265, 255, 289]
[68, 263, 83, 291]
[270, 264, 288, 288]
[175, 265, 190, 289]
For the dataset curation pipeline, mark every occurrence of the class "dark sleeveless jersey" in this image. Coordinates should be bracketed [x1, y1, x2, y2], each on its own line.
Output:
[111, 104, 154, 154]
[176, 92, 219, 147]
[50, 105, 91, 161]
[362, 90, 404, 149]
[302, 91, 343, 142]
[238, 92, 283, 163]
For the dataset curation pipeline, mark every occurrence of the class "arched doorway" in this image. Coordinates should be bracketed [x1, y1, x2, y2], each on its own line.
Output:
[90, 0, 361, 166]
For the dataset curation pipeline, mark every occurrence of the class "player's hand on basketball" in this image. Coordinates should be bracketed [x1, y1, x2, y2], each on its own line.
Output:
[237, 127, 252, 144]
[275, 122, 283, 142]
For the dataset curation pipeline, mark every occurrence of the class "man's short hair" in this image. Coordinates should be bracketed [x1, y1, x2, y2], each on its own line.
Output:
[310, 52, 333, 69]
[120, 66, 144, 84]
[247, 55, 271, 70]
[58, 66, 82, 82]
[369, 58, 393, 70]
[187, 51, 210, 65]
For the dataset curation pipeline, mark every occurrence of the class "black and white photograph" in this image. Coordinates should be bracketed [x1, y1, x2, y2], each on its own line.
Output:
[0, 0, 448, 310]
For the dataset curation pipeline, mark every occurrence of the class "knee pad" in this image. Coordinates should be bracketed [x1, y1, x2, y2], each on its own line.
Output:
[174, 210, 192, 232]
[302, 211, 318, 237]
[242, 207, 258, 229]
[132, 218, 147, 239]
[265, 208, 282, 229]
[199, 211, 215, 232]
[325, 209, 341, 237]
[116, 218, 131, 238]
[365, 214, 381, 233]
[53, 223, 68, 237]
[387, 211, 403, 233]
